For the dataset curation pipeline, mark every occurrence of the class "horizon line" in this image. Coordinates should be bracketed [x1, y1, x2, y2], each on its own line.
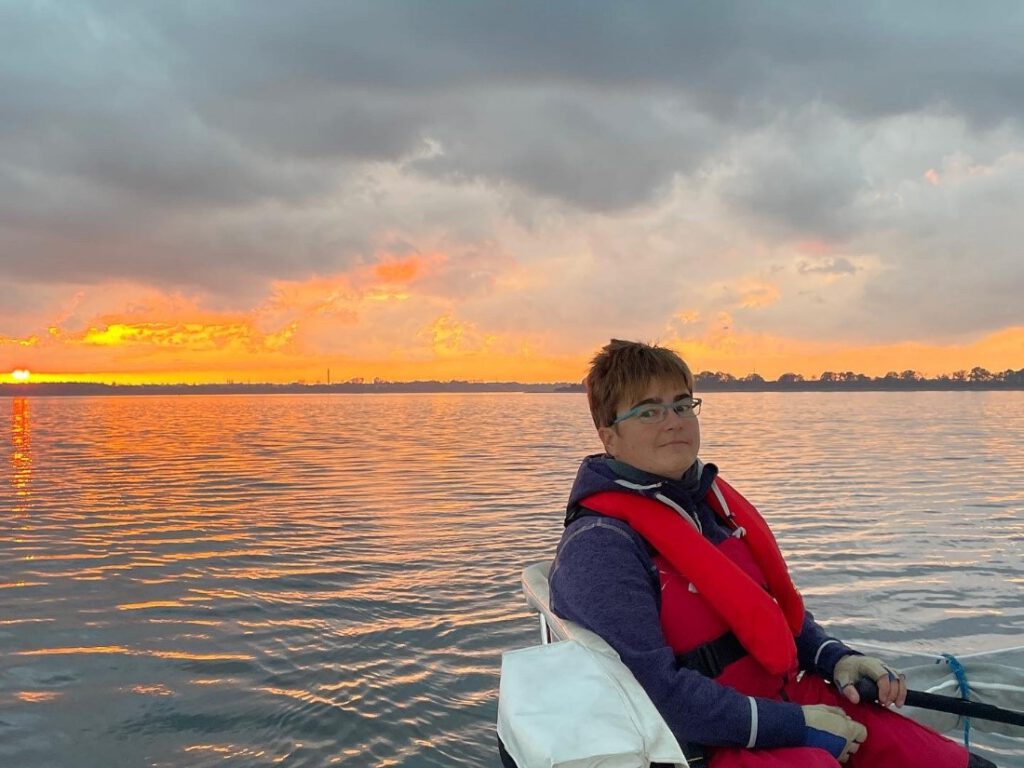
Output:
[5, 363, 1024, 389]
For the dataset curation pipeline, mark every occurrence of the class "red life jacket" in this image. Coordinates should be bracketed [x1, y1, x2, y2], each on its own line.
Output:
[581, 477, 805, 677]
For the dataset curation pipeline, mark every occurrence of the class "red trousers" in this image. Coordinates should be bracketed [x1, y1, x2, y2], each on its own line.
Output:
[708, 674, 969, 768]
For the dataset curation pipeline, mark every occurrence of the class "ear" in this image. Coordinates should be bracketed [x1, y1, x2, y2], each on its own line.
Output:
[597, 425, 619, 457]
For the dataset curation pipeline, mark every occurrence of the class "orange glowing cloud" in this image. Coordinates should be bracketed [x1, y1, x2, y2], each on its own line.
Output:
[0, 285, 313, 382]
[264, 252, 447, 320]
[263, 275, 362, 321]
[0, 250, 525, 383]
[0, 334, 39, 347]
[373, 256, 421, 283]
[73, 318, 299, 364]
[418, 313, 496, 357]
[351, 344, 587, 383]
[706, 278, 783, 312]
[793, 239, 834, 256]
[86, 292, 294, 351]
[737, 281, 781, 309]
[4, 248, 1021, 386]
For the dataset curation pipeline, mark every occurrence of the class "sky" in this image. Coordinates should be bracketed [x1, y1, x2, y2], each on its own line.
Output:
[2, 1, 1024, 384]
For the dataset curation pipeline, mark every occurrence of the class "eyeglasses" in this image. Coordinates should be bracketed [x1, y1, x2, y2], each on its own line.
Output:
[611, 397, 702, 425]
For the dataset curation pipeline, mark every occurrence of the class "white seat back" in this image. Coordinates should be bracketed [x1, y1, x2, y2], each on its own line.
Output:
[501, 561, 689, 768]
[521, 561, 618, 657]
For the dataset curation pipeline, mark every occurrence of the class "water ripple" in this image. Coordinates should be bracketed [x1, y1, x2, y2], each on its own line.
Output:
[1, 392, 1022, 766]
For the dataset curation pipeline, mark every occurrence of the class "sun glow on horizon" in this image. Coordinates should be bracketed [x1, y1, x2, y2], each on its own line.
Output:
[4, 280, 1022, 385]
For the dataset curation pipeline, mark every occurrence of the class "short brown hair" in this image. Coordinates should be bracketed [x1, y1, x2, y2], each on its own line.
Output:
[585, 339, 695, 428]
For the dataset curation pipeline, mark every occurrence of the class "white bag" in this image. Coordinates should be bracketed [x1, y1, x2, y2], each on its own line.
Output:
[497, 639, 688, 768]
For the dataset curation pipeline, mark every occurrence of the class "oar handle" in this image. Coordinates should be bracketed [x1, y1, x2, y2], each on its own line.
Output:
[853, 678, 882, 704]
[854, 678, 1024, 728]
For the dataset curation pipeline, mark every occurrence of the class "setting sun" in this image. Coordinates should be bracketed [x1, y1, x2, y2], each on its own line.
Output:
[11, 369, 30, 382]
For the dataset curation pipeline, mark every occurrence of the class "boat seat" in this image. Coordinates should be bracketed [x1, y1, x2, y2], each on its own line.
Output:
[522, 561, 616, 656]
[514, 561, 690, 767]
[517, 566, 1024, 765]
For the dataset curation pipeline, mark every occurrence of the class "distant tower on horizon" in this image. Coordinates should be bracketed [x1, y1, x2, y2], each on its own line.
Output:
[327, 368, 331, 385]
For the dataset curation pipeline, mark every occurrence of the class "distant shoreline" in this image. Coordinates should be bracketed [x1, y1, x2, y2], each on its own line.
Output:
[3, 380, 1024, 397]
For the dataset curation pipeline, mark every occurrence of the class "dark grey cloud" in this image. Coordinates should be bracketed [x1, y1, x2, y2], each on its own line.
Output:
[717, 120, 870, 239]
[2, 0, 1024, 301]
[798, 258, 858, 276]
[146, 1, 1024, 124]
[857, 168, 1024, 338]
[0, 0, 343, 289]
[409, 90, 718, 212]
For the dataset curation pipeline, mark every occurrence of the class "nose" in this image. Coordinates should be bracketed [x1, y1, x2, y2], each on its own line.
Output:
[663, 404, 699, 427]
[663, 408, 688, 425]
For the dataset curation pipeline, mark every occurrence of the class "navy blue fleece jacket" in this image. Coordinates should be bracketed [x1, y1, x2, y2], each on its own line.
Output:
[549, 455, 857, 752]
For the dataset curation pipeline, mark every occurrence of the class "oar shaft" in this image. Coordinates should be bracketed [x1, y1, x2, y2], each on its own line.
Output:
[855, 679, 1024, 728]
[905, 690, 1024, 727]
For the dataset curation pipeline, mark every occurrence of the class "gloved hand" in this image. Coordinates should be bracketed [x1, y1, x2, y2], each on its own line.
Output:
[802, 704, 867, 764]
[833, 654, 908, 707]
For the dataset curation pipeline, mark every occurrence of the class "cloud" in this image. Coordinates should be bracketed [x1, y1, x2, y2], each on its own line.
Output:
[409, 89, 720, 212]
[147, 2, 1024, 125]
[737, 282, 781, 309]
[416, 314, 495, 358]
[798, 257, 858, 276]
[3, 2, 1024, 380]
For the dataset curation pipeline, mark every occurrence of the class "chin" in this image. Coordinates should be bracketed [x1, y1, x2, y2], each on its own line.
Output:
[666, 459, 697, 478]
[653, 462, 693, 479]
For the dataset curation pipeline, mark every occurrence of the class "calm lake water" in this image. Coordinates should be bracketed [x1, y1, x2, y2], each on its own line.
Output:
[2, 392, 1022, 767]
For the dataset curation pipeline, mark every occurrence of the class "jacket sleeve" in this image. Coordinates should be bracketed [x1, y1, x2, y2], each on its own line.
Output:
[794, 610, 860, 680]
[549, 518, 805, 751]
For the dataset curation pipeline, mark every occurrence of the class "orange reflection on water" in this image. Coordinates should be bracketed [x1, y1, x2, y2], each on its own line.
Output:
[127, 684, 174, 696]
[258, 685, 350, 711]
[14, 645, 252, 662]
[146, 649, 253, 662]
[116, 600, 190, 611]
[15, 645, 134, 656]
[182, 745, 270, 760]
[14, 690, 62, 703]
[0, 617, 54, 626]
[10, 397, 31, 513]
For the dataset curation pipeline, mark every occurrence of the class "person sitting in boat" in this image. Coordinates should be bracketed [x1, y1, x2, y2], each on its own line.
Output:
[548, 339, 992, 767]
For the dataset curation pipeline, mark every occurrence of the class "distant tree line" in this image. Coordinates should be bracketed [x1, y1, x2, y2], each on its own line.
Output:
[693, 366, 1024, 391]
[2, 368, 1023, 397]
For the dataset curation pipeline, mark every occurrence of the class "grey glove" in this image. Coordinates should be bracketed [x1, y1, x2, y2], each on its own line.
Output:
[801, 704, 868, 764]
[834, 654, 908, 707]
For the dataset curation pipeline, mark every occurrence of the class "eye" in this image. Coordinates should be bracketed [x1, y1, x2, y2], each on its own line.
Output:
[637, 406, 661, 421]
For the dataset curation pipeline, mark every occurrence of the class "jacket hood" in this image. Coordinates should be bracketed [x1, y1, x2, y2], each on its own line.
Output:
[565, 454, 718, 526]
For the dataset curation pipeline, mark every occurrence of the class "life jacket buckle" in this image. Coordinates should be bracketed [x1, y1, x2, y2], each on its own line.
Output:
[676, 631, 748, 679]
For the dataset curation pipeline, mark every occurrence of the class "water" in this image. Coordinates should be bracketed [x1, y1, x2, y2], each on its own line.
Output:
[1, 392, 1022, 767]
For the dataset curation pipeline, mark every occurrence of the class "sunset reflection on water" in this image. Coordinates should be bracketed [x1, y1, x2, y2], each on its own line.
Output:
[0, 392, 1020, 767]
[9, 397, 30, 513]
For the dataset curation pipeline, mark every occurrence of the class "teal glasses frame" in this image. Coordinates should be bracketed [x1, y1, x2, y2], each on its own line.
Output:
[611, 397, 702, 425]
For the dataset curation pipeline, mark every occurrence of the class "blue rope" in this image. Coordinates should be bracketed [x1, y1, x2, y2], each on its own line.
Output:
[941, 652, 971, 748]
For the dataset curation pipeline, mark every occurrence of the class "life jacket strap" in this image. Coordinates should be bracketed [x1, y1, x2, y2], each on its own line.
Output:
[675, 630, 748, 679]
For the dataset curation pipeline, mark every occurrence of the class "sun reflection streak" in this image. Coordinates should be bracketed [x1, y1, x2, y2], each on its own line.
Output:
[10, 397, 31, 513]
[14, 646, 254, 662]
[126, 684, 174, 696]
[183, 744, 270, 759]
[258, 685, 354, 712]
[14, 691, 62, 703]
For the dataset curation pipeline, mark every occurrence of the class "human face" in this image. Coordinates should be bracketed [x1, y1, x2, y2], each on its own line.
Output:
[597, 377, 701, 479]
